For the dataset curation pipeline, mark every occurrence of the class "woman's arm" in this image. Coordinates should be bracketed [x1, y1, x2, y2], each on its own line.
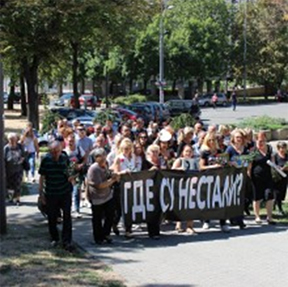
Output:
[172, 158, 183, 170]
[199, 158, 221, 170]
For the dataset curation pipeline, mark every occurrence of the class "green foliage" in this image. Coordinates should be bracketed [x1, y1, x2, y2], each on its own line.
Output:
[94, 110, 117, 126]
[113, 94, 148, 105]
[237, 115, 288, 131]
[170, 113, 196, 130]
[41, 109, 60, 135]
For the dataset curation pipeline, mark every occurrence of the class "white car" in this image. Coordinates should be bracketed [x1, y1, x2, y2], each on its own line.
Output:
[198, 93, 228, 107]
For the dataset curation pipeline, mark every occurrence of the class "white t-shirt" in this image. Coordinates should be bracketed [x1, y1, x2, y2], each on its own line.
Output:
[64, 146, 85, 162]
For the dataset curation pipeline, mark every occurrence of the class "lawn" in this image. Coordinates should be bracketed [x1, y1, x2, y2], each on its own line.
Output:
[0, 222, 125, 287]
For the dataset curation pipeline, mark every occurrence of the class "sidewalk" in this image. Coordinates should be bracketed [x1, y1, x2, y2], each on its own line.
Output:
[6, 185, 288, 287]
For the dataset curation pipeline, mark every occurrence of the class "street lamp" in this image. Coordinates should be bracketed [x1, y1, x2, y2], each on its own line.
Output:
[0, 55, 7, 235]
[159, 1, 173, 104]
[159, 0, 165, 104]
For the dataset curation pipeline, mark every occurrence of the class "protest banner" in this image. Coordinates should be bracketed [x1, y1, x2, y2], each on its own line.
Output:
[120, 167, 247, 226]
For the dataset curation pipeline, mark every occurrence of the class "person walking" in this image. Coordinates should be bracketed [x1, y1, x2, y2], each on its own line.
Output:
[231, 89, 237, 111]
[4, 133, 25, 205]
[20, 122, 39, 182]
[38, 140, 74, 251]
[87, 148, 119, 245]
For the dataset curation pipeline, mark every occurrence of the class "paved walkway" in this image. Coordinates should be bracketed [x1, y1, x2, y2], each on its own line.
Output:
[6, 189, 288, 287]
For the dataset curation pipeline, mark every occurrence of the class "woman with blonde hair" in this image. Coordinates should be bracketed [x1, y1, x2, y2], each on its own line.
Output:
[226, 129, 249, 229]
[172, 144, 198, 235]
[112, 138, 137, 238]
[20, 122, 39, 182]
[199, 132, 230, 232]
[177, 127, 194, 157]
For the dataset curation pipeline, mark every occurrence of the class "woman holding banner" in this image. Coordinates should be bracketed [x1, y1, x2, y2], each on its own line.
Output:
[112, 138, 138, 238]
[226, 129, 248, 229]
[199, 132, 230, 233]
[172, 144, 198, 235]
[142, 144, 163, 239]
[250, 132, 275, 224]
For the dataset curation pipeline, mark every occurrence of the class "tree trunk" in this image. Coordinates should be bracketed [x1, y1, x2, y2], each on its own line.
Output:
[20, 74, 27, 116]
[177, 80, 185, 99]
[129, 78, 133, 94]
[71, 41, 80, 108]
[23, 57, 39, 130]
[172, 79, 177, 96]
[7, 85, 15, 110]
[206, 80, 212, 93]
[143, 79, 148, 95]
[151, 76, 156, 97]
[197, 78, 204, 94]
[57, 81, 63, 97]
[80, 77, 85, 94]
[214, 80, 220, 92]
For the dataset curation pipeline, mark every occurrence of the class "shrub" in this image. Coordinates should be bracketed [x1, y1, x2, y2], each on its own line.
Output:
[237, 115, 288, 131]
[41, 109, 60, 135]
[170, 113, 196, 130]
[113, 94, 148, 105]
[94, 109, 118, 126]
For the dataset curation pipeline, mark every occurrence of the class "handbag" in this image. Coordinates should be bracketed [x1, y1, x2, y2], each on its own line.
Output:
[22, 156, 30, 171]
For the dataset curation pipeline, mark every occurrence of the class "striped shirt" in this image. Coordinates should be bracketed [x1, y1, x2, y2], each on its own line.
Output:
[39, 153, 71, 195]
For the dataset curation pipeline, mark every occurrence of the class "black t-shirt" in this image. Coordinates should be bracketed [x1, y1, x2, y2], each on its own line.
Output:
[251, 145, 273, 178]
[200, 149, 222, 166]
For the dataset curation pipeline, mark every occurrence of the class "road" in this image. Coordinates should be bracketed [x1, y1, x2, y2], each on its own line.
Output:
[200, 102, 288, 126]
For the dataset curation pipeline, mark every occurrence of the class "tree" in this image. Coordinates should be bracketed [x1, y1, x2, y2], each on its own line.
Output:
[233, 0, 288, 95]
[0, 0, 63, 129]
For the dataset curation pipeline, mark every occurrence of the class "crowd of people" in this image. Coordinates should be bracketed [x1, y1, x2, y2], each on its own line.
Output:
[4, 115, 288, 249]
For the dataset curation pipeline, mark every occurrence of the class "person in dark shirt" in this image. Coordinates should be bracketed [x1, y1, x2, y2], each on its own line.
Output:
[250, 132, 275, 224]
[273, 142, 288, 216]
[38, 140, 74, 251]
[199, 132, 230, 233]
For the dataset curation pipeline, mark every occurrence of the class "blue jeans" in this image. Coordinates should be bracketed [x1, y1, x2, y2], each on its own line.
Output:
[72, 184, 80, 212]
[26, 152, 36, 178]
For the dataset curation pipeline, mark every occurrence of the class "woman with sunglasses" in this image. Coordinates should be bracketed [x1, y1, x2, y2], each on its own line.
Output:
[199, 132, 230, 233]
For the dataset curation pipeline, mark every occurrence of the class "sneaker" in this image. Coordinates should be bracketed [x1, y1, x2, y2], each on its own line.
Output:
[149, 235, 160, 240]
[75, 212, 82, 219]
[63, 243, 75, 252]
[125, 232, 134, 239]
[186, 227, 198, 235]
[202, 222, 210, 230]
[267, 219, 277, 225]
[103, 236, 113, 244]
[112, 224, 120, 236]
[221, 225, 230, 233]
[50, 240, 59, 247]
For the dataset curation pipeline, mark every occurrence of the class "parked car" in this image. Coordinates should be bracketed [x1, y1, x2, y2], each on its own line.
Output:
[165, 99, 201, 118]
[54, 93, 74, 106]
[198, 93, 228, 107]
[145, 101, 171, 122]
[113, 107, 138, 122]
[79, 94, 101, 108]
[123, 104, 153, 125]
[3, 92, 8, 103]
[50, 107, 95, 120]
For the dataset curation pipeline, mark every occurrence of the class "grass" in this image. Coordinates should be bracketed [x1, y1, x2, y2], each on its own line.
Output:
[259, 201, 288, 224]
[0, 223, 125, 287]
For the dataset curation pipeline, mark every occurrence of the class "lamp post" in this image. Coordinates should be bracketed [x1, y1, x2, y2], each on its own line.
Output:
[0, 54, 7, 235]
[159, 0, 165, 104]
[243, 0, 247, 100]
